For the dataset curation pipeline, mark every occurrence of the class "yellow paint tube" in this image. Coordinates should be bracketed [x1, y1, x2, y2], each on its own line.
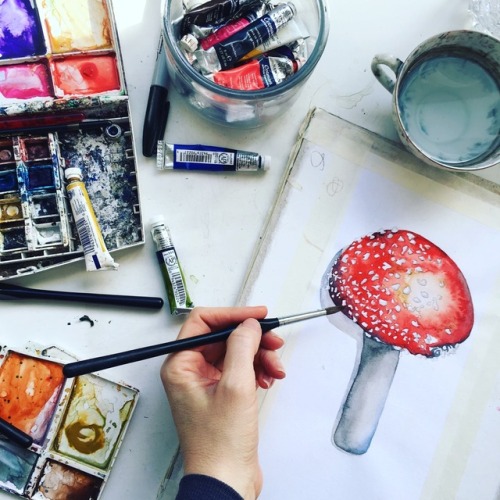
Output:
[65, 167, 118, 271]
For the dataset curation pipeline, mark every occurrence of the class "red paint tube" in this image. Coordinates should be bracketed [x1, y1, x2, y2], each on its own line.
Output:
[211, 53, 298, 90]
[199, 3, 267, 50]
[195, 2, 296, 73]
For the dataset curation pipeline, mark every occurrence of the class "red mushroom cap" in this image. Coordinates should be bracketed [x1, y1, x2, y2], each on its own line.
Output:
[327, 229, 474, 357]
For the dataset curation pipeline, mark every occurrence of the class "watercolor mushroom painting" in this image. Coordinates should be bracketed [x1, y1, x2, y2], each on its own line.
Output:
[319, 229, 474, 455]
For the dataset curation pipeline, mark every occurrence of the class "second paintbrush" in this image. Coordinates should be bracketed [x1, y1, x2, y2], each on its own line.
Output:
[63, 306, 343, 377]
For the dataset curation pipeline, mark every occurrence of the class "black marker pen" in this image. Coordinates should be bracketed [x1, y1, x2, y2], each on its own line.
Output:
[142, 36, 170, 157]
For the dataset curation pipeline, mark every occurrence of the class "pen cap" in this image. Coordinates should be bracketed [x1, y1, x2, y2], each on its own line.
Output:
[64, 167, 83, 181]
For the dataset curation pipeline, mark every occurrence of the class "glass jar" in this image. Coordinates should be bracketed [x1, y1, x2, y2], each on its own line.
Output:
[162, 0, 330, 127]
[469, 0, 500, 38]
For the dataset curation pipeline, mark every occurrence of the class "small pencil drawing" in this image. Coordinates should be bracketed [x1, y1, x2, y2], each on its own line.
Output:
[320, 228, 474, 454]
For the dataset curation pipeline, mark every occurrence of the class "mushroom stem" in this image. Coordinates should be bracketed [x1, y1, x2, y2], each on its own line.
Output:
[334, 335, 400, 455]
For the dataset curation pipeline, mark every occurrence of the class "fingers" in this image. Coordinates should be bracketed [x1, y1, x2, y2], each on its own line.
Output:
[255, 348, 286, 389]
[222, 320, 286, 392]
[177, 306, 268, 340]
[163, 306, 286, 393]
[222, 318, 262, 386]
[175, 306, 269, 366]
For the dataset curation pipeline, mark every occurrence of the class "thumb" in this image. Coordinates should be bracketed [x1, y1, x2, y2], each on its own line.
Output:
[221, 318, 262, 385]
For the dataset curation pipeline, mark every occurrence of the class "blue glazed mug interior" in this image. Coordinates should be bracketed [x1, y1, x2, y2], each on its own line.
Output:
[373, 31, 500, 171]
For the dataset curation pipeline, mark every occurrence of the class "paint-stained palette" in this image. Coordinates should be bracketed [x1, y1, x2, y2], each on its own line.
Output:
[0, 346, 139, 499]
[0, 0, 143, 279]
[0, 0, 122, 101]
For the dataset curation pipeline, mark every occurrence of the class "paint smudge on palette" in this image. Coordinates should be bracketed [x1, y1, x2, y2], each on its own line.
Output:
[51, 55, 121, 97]
[0, 0, 46, 59]
[0, 63, 53, 102]
[0, 351, 65, 444]
[0, 438, 38, 495]
[33, 460, 103, 500]
[0, 0, 123, 104]
[0, 346, 139, 499]
[41, 0, 113, 53]
[53, 374, 136, 470]
[58, 118, 142, 249]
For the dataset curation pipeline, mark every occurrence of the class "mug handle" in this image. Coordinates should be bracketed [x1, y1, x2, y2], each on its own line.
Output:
[371, 54, 403, 94]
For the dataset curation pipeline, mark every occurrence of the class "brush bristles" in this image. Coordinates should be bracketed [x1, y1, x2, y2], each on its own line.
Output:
[325, 306, 343, 316]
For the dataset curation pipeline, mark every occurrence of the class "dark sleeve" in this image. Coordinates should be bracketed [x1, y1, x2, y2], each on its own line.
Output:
[175, 474, 244, 500]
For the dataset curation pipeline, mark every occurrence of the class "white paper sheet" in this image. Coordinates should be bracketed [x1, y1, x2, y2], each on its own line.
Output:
[239, 109, 500, 500]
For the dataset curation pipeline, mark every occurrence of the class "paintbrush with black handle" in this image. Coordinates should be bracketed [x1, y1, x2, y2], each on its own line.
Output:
[63, 306, 343, 377]
[0, 282, 164, 309]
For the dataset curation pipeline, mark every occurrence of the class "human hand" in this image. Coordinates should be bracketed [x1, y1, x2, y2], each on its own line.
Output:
[161, 306, 286, 499]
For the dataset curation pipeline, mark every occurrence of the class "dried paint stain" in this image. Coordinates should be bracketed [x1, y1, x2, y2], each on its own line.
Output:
[0, 63, 53, 102]
[0, 0, 46, 59]
[41, 0, 112, 53]
[0, 439, 38, 494]
[51, 56, 120, 97]
[0, 352, 64, 443]
[58, 127, 141, 249]
[53, 375, 135, 470]
[34, 460, 102, 500]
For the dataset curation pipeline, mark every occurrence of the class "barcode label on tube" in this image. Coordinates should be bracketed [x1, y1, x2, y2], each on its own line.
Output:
[162, 248, 187, 306]
[76, 218, 94, 254]
[177, 150, 235, 165]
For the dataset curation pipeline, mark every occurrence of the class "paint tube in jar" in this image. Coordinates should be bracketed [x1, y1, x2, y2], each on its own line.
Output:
[183, 0, 211, 12]
[180, 3, 267, 51]
[65, 167, 118, 271]
[195, 2, 296, 73]
[150, 216, 194, 315]
[199, 3, 267, 50]
[210, 41, 304, 90]
[240, 17, 309, 61]
[157, 141, 270, 171]
[181, 0, 262, 35]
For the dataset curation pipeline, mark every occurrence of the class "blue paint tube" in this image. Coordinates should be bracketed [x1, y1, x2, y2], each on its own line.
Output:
[195, 2, 296, 73]
[157, 141, 270, 171]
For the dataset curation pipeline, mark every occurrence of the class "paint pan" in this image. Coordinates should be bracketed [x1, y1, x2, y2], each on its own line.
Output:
[32, 221, 63, 247]
[0, 141, 15, 164]
[51, 55, 121, 97]
[30, 194, 60, 219]
[0, 345, 139, 499]
[0, 438, 38, 495]
[0, 198, 23, 222]
[22, 138, 51, 163]
[53, 374, 136, 470]
[0, 0, 143, 279]
[41, 0, 113, 54]
[33, 459, 103, 499]
[27, 165, 56, 191]
[0, 226, 27, 252]
[0, 63, 54, 102]
[0, 170, 19, 193]
[0, 351, 65, 444]
[0, 0, 46, 59]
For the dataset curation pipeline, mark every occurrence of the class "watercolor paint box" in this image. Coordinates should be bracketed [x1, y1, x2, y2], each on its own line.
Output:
[0, 344, 139, 499]
[0, 0, 143, 279]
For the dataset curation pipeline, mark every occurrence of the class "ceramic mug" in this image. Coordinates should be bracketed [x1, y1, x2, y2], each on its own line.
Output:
[372, 30, 500, 171]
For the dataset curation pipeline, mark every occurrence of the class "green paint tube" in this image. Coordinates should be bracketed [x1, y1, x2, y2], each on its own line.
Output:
[150, 215, 194, 315]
